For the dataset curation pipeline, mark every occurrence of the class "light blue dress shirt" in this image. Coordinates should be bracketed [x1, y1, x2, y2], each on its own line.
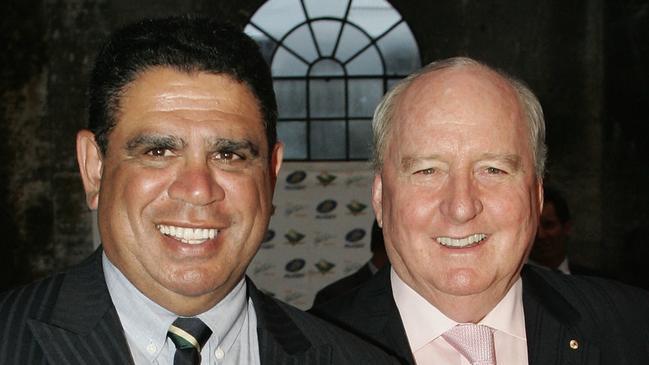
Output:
[103, 253, 260, 365]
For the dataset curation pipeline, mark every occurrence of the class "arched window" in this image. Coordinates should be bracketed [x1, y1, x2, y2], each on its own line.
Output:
[245, 0, 420, 160]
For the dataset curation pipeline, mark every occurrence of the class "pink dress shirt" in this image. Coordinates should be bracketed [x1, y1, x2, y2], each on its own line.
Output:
[391, 269, 528, 365]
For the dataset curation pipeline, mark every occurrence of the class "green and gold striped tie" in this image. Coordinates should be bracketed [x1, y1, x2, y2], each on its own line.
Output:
[167, 317, 212, 365]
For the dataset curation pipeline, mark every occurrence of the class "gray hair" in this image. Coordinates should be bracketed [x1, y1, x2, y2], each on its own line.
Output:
[371, 57, 547, 178]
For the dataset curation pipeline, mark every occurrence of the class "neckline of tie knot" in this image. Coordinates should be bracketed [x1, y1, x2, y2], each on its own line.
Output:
[441, 323, 496, 365]
[167, 317, 212, 352]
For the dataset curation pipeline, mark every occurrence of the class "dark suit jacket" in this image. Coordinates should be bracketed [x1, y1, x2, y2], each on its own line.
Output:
[0, 249, 397, 364]
[312, 263, 374, 307]
[312, 265, 649, 365]
[567, 261, 610, 278]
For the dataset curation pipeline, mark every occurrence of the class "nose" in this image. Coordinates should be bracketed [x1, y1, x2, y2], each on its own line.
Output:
[168, 160, 224, 206]
[439, 172, 483, 224]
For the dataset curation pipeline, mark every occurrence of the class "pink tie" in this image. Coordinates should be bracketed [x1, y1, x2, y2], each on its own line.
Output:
[442, 324, 496, 365]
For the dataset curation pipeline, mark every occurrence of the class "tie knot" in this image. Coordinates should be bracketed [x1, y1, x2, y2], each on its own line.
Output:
[167, 317, 213, 352]
[442, 324, 496, 365]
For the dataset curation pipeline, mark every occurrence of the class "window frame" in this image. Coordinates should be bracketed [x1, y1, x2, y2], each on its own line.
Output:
[246, 0, 421, 161]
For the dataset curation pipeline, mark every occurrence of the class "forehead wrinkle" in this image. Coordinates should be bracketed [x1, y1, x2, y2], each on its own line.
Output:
[141, 77, 259, 115]
[157, 91, 214, 101]
[478, 152, 521, 162]
[148, 98, 256, 118]
[151, 100, 248, 114]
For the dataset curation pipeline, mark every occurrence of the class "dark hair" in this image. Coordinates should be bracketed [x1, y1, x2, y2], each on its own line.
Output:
[88, 15, 277, 155]
[544, 186, 571, 223]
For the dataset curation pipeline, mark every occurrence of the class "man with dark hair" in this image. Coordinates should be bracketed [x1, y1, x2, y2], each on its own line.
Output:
[530, 186, 606, 276]
[0, 16, 396, 365]
[313, 57, 649, 364]
[529, 186, 572, 272]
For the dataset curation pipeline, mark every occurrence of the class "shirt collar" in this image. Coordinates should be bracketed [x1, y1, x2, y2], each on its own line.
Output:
[104, 253, 176, 361]
[479, 279, 526, 340]
[557, 257, 571, 274]
[199, 274, 249, 357]
[103, 252, 249, 362]
[391, 268, 525, 351]
[391, 268, 456, 351]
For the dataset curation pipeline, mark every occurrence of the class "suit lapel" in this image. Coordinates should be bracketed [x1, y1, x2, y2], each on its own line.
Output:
[522, 266, 600, 365]
[357, 268, 414, 365]
[248, 279, 333, 365]
[27, 249, 134, 365]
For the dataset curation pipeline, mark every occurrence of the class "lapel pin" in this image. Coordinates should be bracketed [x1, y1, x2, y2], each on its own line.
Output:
[569, 339, 579, 350]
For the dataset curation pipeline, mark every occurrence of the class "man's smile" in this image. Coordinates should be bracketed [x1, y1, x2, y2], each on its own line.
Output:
[435, 233, 487, 248]
[157, 224, 218, 245]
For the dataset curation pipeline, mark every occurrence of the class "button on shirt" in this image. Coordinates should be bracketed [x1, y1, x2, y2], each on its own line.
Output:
[392, 269, 528, 365]
[103, 253, 261, 365]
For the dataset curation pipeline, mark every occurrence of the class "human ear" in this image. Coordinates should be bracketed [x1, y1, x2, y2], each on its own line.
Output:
[371, 173, 383, 228]
[76, 130, 103, 210]
[537, 181, 544, 215]
[269, 141, 284, 190]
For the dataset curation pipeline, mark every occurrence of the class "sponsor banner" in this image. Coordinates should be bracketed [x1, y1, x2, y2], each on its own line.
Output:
[247, 161, 374, 309]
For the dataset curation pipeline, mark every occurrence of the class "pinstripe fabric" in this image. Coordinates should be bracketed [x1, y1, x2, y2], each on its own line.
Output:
[311, 267, 415, 365]
[248, 278, 399, 364]
[313, 264, 649, 365]
[1, 273, 63, 364]
[0, 250, 134, 365]
[1, 248, 398, 364]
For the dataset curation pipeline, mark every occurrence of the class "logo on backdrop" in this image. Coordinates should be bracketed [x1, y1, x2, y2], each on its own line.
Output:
[284, 229, 306, 245]
[285, 170, 307, 190]
[346, 200, 368, 215]
[313, 232, 336, 246]
[284, 258, 306, 278]
[316, 172, 337, 186]
[314, 259, 336, 274]
[284, 202, 307, 217]
[316, 199, 338, 219]
[344, 228, 366, 248]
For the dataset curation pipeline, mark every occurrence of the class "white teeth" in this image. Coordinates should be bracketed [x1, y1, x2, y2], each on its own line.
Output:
[436, 233, 487, 248]
[157, 225, 218, 245]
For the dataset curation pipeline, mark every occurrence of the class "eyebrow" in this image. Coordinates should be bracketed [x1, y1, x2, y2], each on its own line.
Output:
[124, 133, 261, 158]
[399, 153, 522, 171]
[400, 155, 443, 171]
[207, 138, 261, 158]
[478, 153, 522, 169]
[125, 134, 185, 153]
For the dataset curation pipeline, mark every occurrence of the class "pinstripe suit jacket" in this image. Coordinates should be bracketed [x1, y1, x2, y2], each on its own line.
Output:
[0, 249, 398, 364]
[312, 265, 649, 365]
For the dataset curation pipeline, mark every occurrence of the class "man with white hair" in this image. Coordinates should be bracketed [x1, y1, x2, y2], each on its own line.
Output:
[313, 57, 649, 365]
